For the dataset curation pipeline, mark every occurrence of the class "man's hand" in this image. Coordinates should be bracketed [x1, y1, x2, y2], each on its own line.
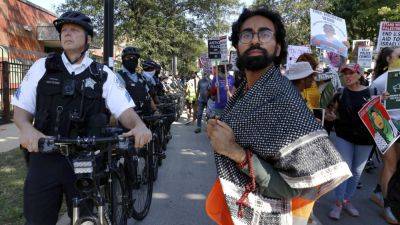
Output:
[20, 125, 46, 153]
[325, 110, 337, 122]
[122, 124, 152, 148]
[206, 119, 245, 163]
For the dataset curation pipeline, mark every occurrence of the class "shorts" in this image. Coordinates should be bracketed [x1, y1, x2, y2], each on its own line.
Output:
[186, 99, 195, 110]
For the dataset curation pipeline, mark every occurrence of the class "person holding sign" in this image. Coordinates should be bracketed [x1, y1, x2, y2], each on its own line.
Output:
[370, 47, 400, 224]
[326, 63, 375, 220]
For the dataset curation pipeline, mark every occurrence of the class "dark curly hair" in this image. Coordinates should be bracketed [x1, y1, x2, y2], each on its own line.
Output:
[296, 53, 318, 70]
[373, 47, 394, 80]
[230, 7, 287, 66]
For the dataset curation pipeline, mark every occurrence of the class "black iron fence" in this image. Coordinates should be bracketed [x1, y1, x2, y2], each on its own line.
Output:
[0, 61, 31, 124]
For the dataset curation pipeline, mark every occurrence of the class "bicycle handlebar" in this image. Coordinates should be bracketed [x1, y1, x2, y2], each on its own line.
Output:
[38, 135, 130, 154]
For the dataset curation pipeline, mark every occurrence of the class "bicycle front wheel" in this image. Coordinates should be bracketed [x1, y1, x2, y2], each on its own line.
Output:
[131, 145, 153, 220]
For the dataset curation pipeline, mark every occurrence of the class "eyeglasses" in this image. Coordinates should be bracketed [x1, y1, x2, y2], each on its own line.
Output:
[239, 29, 274, 44]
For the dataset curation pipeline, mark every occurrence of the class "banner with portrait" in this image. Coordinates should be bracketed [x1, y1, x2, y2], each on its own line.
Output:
[359, 96, 400, 154]
[310, 9, 348, 57]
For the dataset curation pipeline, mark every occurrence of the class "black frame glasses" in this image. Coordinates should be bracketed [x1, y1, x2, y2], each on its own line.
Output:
[239, 29, 274, 44]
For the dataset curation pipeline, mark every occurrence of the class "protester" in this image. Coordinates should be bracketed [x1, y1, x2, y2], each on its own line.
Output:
[205, 7, 351, 225]
[370, 47, 400, 224]
[286, 61, 316, 97]
[194, 72, 211, 133]
[184, 73, 197, 124]
[326, 63, 375, 220]
[209, 65, 235, 117]
[295, 53, 321, 109]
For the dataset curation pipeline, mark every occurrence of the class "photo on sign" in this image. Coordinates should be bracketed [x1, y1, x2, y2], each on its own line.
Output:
[359, 96, 400, 154]
[310, 9, 348, 57]
[385, 70, 400, 112]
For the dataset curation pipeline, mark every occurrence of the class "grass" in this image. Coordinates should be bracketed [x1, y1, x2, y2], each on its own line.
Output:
[0, 149, 67, 225]
[0, 149, 27, 225]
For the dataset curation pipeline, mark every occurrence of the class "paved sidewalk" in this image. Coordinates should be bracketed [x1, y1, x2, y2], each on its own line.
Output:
[0, 123, 20, 153]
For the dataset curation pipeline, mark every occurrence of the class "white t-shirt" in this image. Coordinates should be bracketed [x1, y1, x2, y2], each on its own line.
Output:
[11, 52, 135, 118]
[371, 71, 400, 121]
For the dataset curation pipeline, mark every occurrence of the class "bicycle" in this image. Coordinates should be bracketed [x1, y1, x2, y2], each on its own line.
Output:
[38, 127, 153, 224]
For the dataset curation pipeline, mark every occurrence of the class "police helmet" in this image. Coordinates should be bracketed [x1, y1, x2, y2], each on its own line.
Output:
[53, 11, 94, 36]
[142, 59, 161, 71]
[122, 47, 140, 59]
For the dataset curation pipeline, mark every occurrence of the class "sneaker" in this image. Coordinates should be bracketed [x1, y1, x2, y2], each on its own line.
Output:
[357, 182, 363, 189]
[382, 207, 399, 224]
[370, 191, 385, 207]
[328, 204, 342, 220]
[194, 128, 201, 133]
[343, 201, 360, 217]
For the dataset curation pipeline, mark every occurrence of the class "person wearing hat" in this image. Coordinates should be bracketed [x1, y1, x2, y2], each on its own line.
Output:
[286, 61, 318, 109]
[327, 63, 376, 220]
[12, 11, 152, 225]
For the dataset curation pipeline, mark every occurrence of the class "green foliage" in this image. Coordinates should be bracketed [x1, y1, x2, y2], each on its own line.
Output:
[57, 0, 240, 76]
[253, 0, 332, 45]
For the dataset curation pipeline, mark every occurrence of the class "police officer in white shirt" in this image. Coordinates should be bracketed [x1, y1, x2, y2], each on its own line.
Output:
[12, 11, 151, 225]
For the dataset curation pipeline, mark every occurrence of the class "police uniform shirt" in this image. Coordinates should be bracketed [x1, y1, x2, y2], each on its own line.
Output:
[120, 66, 150, 93]
[12, 52, 135, 118]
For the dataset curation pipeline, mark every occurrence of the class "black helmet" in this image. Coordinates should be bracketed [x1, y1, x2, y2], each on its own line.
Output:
[142, 59, 161, 71]
[53, 11, 94, 36]
[122, 47, 140, 59]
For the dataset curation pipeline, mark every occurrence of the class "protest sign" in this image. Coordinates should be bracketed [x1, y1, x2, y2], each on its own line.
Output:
[352, 39, 370, 62]
[359, 96, 400, 154]
[219, 36, 229, 63]
[229, 51, 239, 71]
[286, 45, 312, 69]
[385, 70, 400, 112]
[357, 47, 373, 68]
[310, 9, 348, 57]
[377, 22, 400, 51]
[208, 38, 221, 59]
[199, 53, 212, 75]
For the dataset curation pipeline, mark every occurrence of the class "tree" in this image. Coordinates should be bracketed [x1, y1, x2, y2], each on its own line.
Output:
[57, 0, 240, 76]
[253, 0, 332, 45]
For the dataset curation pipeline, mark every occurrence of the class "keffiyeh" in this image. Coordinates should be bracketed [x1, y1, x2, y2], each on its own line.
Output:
[213, 66, 351, 225]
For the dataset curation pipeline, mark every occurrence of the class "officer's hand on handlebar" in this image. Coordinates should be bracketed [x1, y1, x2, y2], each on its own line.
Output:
[20, 125, 46, 153]
[122, 124, 152, 148]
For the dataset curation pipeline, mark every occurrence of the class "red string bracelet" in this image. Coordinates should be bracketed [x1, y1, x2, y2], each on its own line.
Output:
[236, 149, 256, 218]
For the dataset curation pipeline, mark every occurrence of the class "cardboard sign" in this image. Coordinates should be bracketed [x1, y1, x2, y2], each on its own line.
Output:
[287, 45, 312, 69]
[310, 9, 348, 57]
[359, 96, 400, 154]
[208, 38, 221, 59]
[199, 53, 213, 75]
[219, 36, 229, 63]
[377, 22, 400, 51]
[357, 47, 373, 68]
[385, 70, 400, 112]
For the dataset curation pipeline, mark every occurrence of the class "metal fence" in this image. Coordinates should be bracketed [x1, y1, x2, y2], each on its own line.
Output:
[0, 61, 31, 124]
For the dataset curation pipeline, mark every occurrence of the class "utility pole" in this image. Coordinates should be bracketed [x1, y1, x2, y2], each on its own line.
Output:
[103, 0, 114, 70]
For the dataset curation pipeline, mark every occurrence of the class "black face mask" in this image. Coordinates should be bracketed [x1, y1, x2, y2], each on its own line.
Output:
[122, 58, 138, 73]
[236, 45, 275, 71]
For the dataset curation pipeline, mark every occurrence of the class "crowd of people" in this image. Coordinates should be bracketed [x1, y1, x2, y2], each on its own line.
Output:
[10, 3, 400, 225]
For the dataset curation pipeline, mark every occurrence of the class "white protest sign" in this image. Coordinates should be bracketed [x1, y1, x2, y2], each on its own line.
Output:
[310, 9, 348, 57]
[229, 51, 239, 71]
[219, 36, 229, 63]
[377, 22, 400, 51]
[358, 47, 373, 68]
[286, 45, 312, 69]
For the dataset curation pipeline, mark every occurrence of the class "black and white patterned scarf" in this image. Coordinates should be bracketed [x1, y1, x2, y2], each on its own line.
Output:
[215, 66, 351, 225]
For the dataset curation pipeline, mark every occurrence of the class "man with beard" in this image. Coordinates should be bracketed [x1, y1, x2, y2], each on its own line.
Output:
[116, 47, 157, 116]
[206, 7, 351, 225]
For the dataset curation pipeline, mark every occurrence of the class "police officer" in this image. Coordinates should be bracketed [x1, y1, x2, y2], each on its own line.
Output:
[116, 47, 156, 116]
[12, 11, 151, 225]
[142, 59, 164, 102]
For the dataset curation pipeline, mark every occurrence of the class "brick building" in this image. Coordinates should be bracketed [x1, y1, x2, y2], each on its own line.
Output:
[0, 0, 60, 64]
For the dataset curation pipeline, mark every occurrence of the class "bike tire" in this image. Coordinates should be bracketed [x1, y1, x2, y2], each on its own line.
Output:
[131, 144, 153, 220]
[110, 171, 128, 225]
